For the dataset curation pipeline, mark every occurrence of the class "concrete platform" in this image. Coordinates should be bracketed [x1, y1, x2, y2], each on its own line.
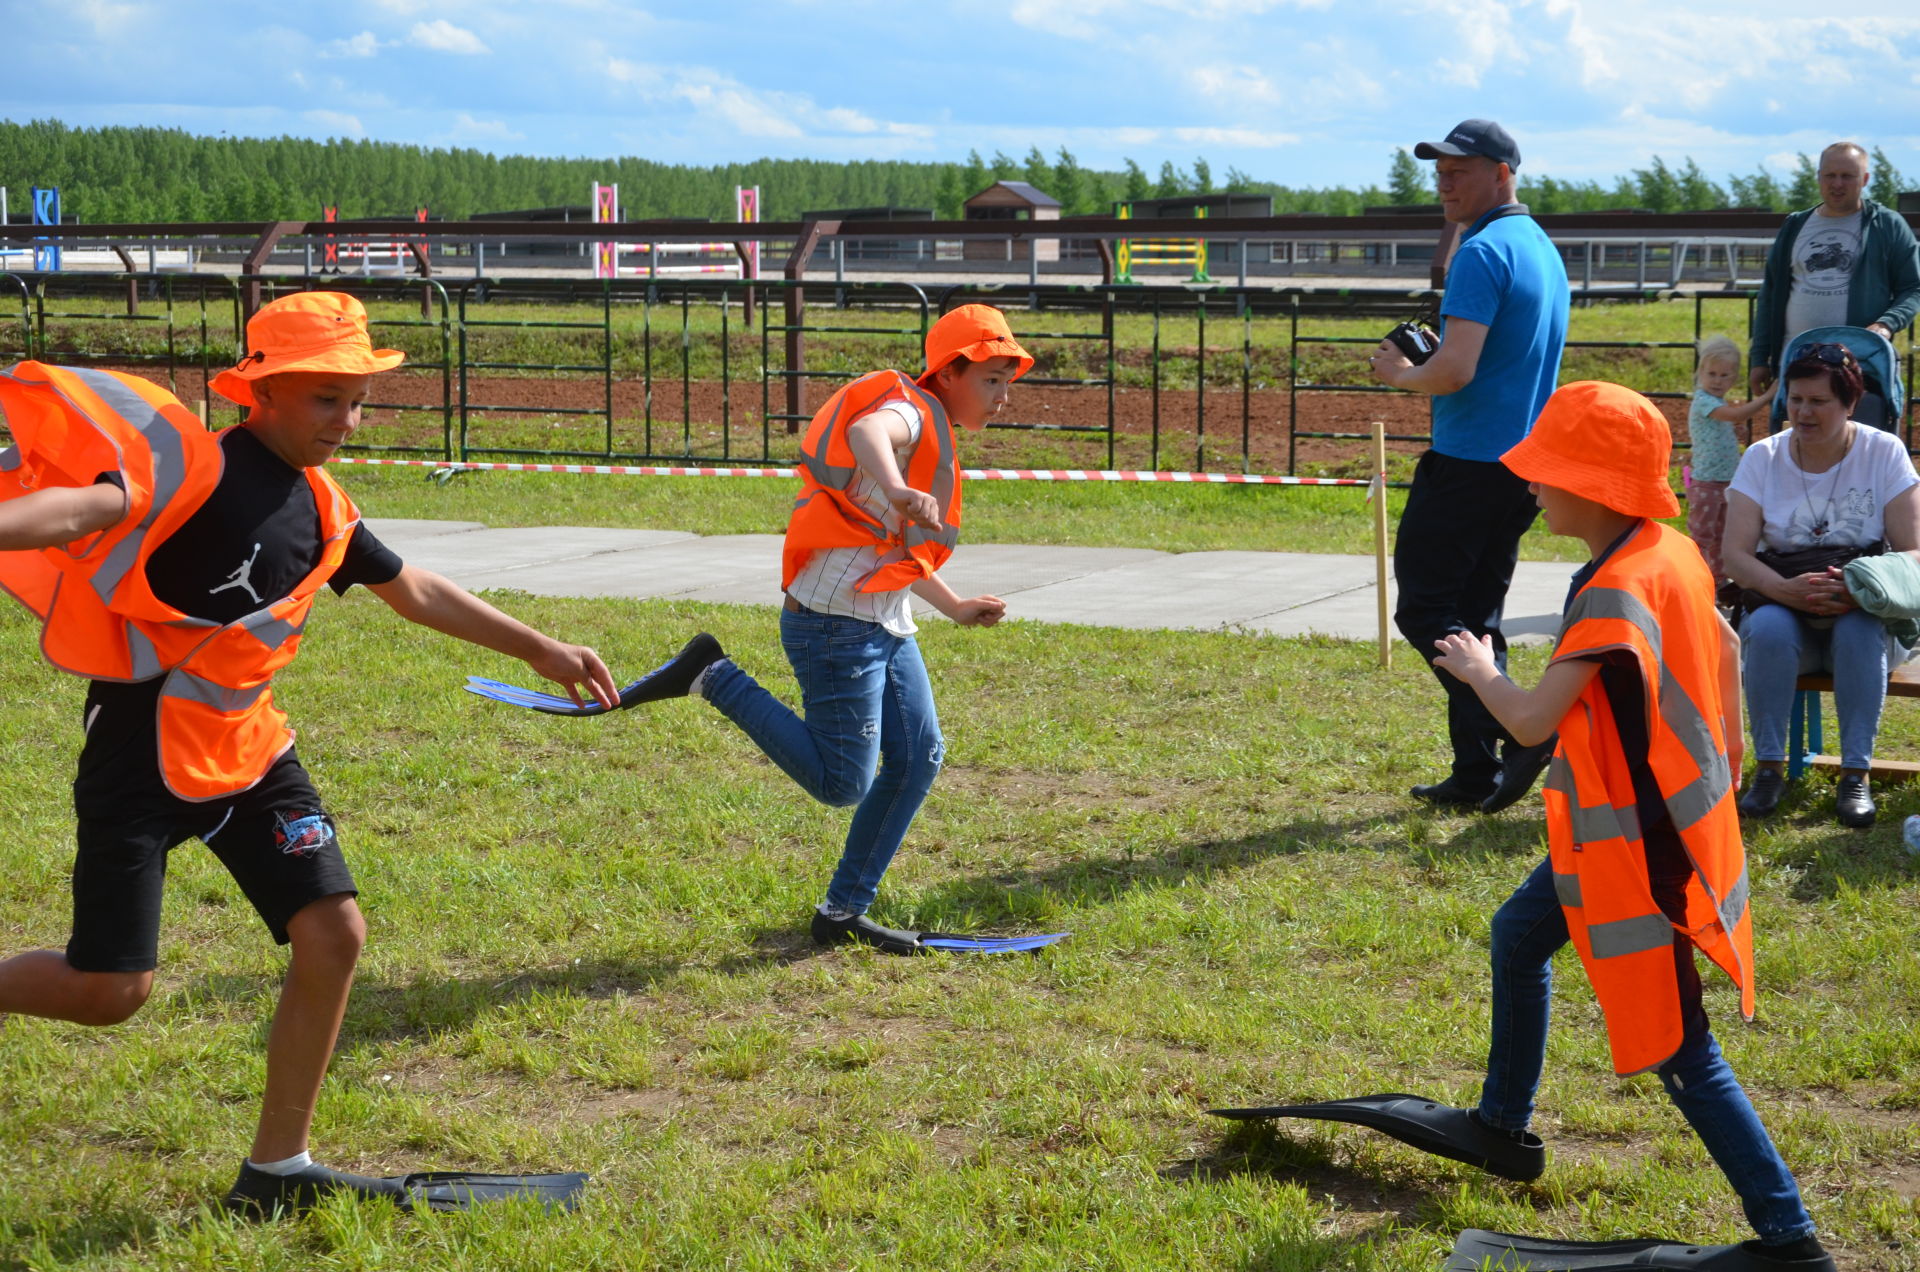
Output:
[368, 518, 1579, 644]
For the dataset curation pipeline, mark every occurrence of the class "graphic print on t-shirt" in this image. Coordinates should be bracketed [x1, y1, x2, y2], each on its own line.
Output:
[209, 542, 266, 604]
[1782, 477, 1877, 548]
[1792, 223, 1860, 298]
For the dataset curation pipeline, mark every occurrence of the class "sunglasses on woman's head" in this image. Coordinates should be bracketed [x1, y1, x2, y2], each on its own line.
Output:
[1800, 342, 1856, 367]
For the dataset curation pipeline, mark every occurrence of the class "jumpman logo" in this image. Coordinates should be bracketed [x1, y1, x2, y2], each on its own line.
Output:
[210, 542, 265, 604]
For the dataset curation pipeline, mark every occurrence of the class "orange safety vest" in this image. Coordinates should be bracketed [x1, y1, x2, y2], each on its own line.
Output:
[781, 370, 960, 594]
[1542, 521, 1754, 1076]
[0, 362, 359, 802]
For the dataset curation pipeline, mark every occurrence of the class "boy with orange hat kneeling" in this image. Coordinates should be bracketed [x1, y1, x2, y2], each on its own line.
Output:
[599, 306, 1036, 954]
[0, 292, 613, 1215]
[1426, 382, 1830, 1268]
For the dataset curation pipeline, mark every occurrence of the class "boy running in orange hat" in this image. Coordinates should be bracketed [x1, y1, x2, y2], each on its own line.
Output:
[608, 305, 1030, 954]
[1427, 381, 1830, 1267]
[0, 292, 615, 1215]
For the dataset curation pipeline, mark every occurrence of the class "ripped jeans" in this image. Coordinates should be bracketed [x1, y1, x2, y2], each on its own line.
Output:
[702, 607, 943, 916]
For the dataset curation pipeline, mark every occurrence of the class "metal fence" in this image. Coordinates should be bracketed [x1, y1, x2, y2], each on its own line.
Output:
[3, 270, 1914, 476]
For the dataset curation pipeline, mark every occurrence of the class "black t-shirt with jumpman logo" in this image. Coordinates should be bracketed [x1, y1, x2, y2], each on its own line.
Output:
[74, 425, 403, 810]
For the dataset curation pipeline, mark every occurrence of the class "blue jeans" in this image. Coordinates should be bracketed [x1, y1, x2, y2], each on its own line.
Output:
[1742, 604, 1900, 771]
[1478, 856, 1815, 1244]
[702, 608, 943, 916]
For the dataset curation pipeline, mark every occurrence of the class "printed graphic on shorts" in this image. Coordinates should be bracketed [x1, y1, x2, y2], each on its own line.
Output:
[210, 542, 266, 604]
[1792, 225, 1859, 297]
[273, 809, 335, 859]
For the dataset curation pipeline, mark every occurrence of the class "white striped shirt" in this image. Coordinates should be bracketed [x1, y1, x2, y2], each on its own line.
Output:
[786, 395, 925, 636]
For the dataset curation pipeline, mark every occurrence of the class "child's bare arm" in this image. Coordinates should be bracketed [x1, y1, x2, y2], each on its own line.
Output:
[1717, 612, 1745, 776]
[1708, 396, 1773, 423]
[0, 482, 125, 551]
[910, 573, 1005, 627]
[1432, 631, 1600, 746]
[845, 406, 939, 530]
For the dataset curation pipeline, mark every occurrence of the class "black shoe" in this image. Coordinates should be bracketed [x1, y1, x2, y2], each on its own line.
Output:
[223, 1160, 404, 1217]
[1737, 768, 1787, 819]
[1834, 774, 1875, 829]
[1481, 736, 1558, 814]
[1410, 776, 1497, 809]
[618, 633, 725, 707]
[809, 911, 925, 956]
[1739, 1237, 1837, 1269]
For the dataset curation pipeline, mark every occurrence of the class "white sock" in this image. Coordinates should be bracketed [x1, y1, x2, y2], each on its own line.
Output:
[817, 902, 859, 922]
[247, 1150, 313, 1176]
[690, 657, 730, 700]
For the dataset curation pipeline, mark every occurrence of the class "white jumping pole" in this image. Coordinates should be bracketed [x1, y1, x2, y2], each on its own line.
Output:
[1372, 418, 1391, 668]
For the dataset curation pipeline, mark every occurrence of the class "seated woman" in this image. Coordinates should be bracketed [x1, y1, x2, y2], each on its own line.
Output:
[1724, 343, 1920, 827]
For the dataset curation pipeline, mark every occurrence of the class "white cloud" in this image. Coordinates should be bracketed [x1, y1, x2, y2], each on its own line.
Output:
[407, 19, 490, 55]
[326, 31, 382, 58]
[1169, 126, 1299, 147]
[73, 0, 143, 38]
[452, 113, 524, 141]
[603, 57, 929, 142]
[303, 109, 366, 138]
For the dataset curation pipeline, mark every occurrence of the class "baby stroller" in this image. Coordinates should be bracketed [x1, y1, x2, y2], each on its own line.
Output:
[1771, 324, 1906, 433]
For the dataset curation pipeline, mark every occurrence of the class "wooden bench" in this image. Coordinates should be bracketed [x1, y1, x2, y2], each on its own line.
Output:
[1787, 659, 1920, 780]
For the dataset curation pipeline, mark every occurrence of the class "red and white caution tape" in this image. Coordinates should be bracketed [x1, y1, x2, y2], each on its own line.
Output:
[327, 456, 1376, 487]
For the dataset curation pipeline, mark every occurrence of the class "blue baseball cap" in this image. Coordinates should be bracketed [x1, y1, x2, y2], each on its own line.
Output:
[1414, 119, 1521, 170]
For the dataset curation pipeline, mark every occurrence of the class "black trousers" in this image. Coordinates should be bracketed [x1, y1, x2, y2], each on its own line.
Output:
[1393, 449, 1542, 785]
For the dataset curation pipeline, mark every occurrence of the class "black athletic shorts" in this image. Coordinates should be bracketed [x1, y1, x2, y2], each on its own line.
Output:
[67, 749, 358, 973]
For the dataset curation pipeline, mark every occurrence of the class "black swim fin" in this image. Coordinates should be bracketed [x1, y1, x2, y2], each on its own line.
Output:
[1444, 1229, 1837, 1271]
[1206, 1092, 1545, 1182]
[224, 1160, 588, 1217]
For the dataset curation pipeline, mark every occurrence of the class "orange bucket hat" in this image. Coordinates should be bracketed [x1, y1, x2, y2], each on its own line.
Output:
[1501, 380, 1680, 519]
[210, 292, 406, 406]
[918, 304, 1035, 386]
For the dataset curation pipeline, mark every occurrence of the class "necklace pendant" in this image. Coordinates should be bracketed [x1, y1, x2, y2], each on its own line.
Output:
[1813, 520, 1829, 537]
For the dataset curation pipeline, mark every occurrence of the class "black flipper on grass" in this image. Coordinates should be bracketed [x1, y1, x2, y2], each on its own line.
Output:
[1206, 1092, 1545, 1182]
[464, 634, 724, 716]
[224, 1160, 589, 1217]
[1443, 1229, 1837, 1271]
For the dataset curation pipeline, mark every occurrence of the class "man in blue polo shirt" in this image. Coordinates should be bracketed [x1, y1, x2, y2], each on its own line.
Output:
[1371, 118, 1569, 814]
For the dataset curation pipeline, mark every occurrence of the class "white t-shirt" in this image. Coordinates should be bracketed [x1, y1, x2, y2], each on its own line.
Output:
[1783, 209, 1862, 345]
[784, 395, 926, 637]
[1729, 423, 1917, 553]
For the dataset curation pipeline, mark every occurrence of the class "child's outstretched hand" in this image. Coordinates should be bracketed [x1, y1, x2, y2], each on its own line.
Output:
[951, 595, 1007, 628]
[1432, 630, 1498, 684]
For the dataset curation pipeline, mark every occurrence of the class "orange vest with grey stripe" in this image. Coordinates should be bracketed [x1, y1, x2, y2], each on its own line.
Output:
[1543, 521, 1754, 1076]
[0, 362, 358, 802]
[781, 370, 959, 594]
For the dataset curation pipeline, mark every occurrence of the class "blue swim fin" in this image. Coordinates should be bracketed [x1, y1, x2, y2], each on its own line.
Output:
[917, 931, 1070, 953]
[464, 634, 726, 716]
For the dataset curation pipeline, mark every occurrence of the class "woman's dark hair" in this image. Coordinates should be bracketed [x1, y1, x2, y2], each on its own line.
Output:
[1783, 343, 1865, 410]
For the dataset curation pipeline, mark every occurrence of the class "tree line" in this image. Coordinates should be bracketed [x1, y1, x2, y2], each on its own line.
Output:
[0, 119, 1907, 226]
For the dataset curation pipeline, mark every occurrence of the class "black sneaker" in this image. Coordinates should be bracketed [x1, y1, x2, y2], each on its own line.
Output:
[1737, 768, 1787, 819]
[809, 911, 924, 956]
[1410, 776, 1496, 809]
[1834, 774, 1875, 829]
[1481, 736, 1557, 814]
[223, 1160, 404, 1218]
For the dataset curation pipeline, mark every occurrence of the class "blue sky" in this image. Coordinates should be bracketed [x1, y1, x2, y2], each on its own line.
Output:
[6, 0, 1919, 190]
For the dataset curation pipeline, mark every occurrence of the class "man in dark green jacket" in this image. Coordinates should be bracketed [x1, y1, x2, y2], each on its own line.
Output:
[1748, 142, 1920, 397]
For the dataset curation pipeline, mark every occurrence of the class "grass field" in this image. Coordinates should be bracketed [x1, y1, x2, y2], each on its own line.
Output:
[2, 582, 1918, 1269]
